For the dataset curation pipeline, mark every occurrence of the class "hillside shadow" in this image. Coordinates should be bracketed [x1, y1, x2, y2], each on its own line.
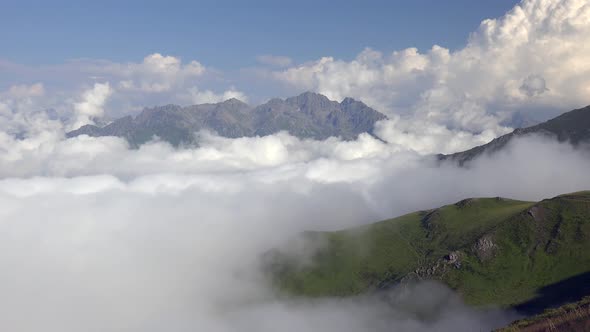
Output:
[513, 271, 590, 315]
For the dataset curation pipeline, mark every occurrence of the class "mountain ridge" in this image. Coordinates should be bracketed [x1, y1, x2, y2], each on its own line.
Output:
[439, 105, 590, 165]
[66, 92, 387, 147]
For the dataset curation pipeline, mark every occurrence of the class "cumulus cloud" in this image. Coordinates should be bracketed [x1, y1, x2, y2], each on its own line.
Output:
[273, 0, 590, 149]
[0, 53, 223, 120]
[115, 53, 205, 93]
[70, 82, 113, 129]
[0, 83, 64, 142]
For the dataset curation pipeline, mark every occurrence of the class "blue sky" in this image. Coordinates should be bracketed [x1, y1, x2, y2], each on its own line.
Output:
[2, 0, 517, 68]
[2, 0, 588, 131]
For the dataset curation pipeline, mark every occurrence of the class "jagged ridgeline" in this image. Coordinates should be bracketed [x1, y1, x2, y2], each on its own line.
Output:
[66, 92, 387, 147]
[265, 191, 590, 310]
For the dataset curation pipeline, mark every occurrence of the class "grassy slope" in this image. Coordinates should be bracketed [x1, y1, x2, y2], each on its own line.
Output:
[270, 191, 590, 307]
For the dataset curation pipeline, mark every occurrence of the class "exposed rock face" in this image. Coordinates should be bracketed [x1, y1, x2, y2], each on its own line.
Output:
[66, 92, 387, 147]
[445, 251, 462, 268]
[438, 105, 590, 166]
[473, 235, 497, 261]
[396, 251, 463, 286]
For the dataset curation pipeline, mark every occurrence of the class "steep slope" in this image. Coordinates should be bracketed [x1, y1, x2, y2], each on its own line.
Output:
[66, 92, 387, 147]
[439, 105, 590, 166]
[267, 191, 590, 311]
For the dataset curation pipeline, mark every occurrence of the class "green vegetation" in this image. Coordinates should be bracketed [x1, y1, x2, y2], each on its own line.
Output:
[268, 191, 590, 308]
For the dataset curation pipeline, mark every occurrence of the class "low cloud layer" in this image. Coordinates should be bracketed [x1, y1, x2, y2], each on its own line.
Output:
[0, 54, 589, 330]
[0, 119, 589, 331]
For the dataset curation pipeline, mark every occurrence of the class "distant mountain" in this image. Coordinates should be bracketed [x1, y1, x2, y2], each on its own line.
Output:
[266, 191, 590, 314]
[439, 105, 590, 165]
[66, 92, 387, 147]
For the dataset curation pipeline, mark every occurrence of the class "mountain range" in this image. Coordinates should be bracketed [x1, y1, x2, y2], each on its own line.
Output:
[66, 92, 387, 147]
[68, 93, 590, 168]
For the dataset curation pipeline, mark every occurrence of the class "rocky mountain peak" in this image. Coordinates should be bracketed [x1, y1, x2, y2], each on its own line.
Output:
[286, 92, 336, 109]
[66, 92, 388, 146]
[220, 98, 249, 108]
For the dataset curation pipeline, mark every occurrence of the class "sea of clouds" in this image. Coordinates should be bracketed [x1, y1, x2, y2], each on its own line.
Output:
[1, 0, 590, 331]
[1, 117, 589, 331]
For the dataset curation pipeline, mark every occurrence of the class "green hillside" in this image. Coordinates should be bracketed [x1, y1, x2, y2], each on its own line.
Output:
[267, 191, 590, 308]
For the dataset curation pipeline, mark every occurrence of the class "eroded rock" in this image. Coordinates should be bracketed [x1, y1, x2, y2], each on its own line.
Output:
[474, 235, 497, 261]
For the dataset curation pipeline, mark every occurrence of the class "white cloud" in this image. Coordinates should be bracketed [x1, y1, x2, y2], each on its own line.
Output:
[273, 0, 590, 149]
[373, 115, 501, 155]
[70, 82, 113, 129]
[0, 83, 63, 141]
[185, 87, 249, 104]
[0, 54, 220, 120]
[114, 53, 205, 93]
